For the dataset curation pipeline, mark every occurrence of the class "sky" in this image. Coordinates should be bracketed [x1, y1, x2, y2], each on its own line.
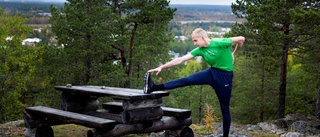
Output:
[37, 0, 236, 5]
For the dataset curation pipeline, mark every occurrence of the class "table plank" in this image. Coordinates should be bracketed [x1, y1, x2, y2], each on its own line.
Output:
[54, 85, 169, 101]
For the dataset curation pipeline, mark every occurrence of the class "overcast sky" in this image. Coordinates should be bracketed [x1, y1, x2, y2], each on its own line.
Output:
[45, 0, 236, 5]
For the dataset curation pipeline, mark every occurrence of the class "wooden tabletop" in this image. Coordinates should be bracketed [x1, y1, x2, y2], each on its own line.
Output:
[54, 85, 169, 101]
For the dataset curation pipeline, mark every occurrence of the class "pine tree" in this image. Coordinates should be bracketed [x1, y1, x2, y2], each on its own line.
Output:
[50, 0, 175, 88]
[231, 0, 320, 119]
[0, 8, 35, 122]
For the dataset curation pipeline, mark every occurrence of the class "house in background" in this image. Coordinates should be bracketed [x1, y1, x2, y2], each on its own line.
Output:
[22, 38, 41, 46]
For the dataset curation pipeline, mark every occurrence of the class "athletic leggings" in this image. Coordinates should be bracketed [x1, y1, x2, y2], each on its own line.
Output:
[163, 67, 233, 137]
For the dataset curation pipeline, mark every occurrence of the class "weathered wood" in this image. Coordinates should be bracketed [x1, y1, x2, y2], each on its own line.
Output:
[60, 91, 99, 113]
[122, 98, 162, 110]
[60, 100, 99, 113]
[35, 125, 54, 137]
[85, 110, 123, 123]
[24, 110, 43, 129]
[100, 102, 123, 113]
[121, 107, 163, 124]
[102, 102, 192, 119]
[87, 116, 193, 137]
[165, 126, 194, 137]
[60, 91, 99, 102]
[25, 106, 116, 130]
[54, 85, 169, 101]
[161, 106, 192, 119]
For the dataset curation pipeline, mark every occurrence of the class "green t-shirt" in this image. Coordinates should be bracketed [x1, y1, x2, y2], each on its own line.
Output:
[190, 38, 233, 71]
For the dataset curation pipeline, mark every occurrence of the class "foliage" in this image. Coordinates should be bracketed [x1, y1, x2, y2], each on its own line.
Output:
[231, 56, 279, 124]
[231, 0, 320, 120]
[49, 0, 175, 88]
[0, 8, 35, 123]
[203, 103, 219, 133]
[286, 66, 317, 115]
[169, 39, 194, 56]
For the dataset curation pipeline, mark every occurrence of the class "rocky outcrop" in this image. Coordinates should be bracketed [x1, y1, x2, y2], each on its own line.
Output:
[204, 114, 320, 137]
[1, 114, 319, 137]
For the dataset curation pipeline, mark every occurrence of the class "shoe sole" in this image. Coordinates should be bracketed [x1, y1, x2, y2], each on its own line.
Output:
[143, 72, 149, 94]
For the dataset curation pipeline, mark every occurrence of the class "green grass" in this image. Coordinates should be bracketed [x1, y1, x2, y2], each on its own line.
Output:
[1, 122, 281, 137]
[52, 124, 89, 137]
[52, 125, 151, 137]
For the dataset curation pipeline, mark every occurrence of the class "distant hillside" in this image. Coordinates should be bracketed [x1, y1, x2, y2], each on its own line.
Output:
[0, 1, 63, 13]
[1, 0, 64, 2]
[170, 4, 237, 21]
[169, 4, 232, 12]
[0, 1, 238, 22]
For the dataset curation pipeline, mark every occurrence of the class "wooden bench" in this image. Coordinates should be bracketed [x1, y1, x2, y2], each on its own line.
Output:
[25, 106, 117, 130]
[102, 102, 191, 119]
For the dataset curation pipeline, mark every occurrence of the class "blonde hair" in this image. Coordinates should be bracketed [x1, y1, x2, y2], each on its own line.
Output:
[192, 28, 208, 38]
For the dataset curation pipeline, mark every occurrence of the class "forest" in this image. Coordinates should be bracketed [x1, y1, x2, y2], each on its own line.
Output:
[0, 0, 319, 128]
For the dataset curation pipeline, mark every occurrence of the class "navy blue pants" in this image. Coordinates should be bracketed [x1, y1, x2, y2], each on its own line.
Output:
[163, 67, 233, 136]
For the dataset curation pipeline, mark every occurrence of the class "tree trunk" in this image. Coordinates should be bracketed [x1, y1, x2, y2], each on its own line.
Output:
[85, 1, 92, 84]
[278, 45, 288, 119]
[199, 86, 202, 123]
[85, 58, 92, 84]
[316, 86, 320, 119]
[278, 23, 290, 119]
[259, 60, 265, 122]
[124, 22, 138, 88]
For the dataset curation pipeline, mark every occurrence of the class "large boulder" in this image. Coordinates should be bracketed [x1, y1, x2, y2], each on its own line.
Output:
[280, 132, 304, 137]
[289, 121, 320, 136]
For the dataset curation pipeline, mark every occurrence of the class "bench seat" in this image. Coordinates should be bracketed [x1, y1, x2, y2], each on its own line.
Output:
[102, 102, 191, 119]
[25, 106, 117, 129]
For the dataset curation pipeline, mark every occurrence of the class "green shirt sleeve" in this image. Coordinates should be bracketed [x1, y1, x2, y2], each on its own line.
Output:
[190, 47, 201, 57]
[211, 38, 232, 48]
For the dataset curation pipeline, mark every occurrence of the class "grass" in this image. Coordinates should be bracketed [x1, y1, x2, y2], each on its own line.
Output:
[1, 122, 281, 137]
[52, 124, 89, 137]
[246, 131, 280, 137]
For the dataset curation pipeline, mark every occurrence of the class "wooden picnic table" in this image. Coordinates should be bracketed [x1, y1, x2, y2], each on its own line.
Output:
[54, 85, 169, 100]
[24, 85, 194, 137]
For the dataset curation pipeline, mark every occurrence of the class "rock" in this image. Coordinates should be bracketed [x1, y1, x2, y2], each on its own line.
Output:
[289, 121, 320, 136]
[214, 125, 238, 135]
[280, 132, 304, 137]
[285, 114, 308, 121]
[245, 124, 262, 131]
[204, 124, 252, 137]
[257, 122, 280, 132]
[24, 128, 36, 137]
[4, 120, 24, 127]
[150, 131, 165, 137]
